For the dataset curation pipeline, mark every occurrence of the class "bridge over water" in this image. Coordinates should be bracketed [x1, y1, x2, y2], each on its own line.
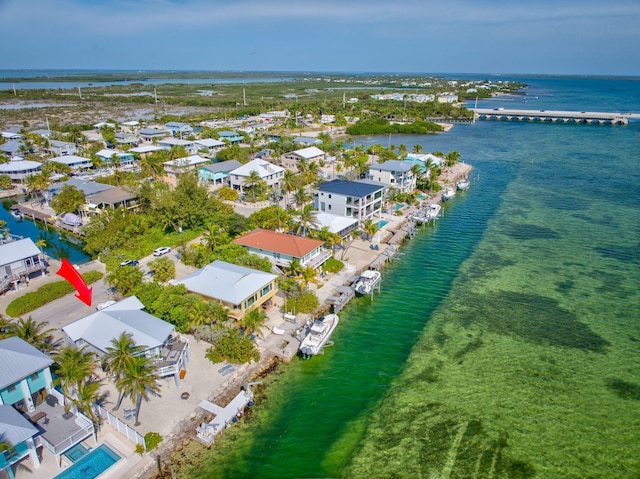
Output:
[472, 108, 640, 125]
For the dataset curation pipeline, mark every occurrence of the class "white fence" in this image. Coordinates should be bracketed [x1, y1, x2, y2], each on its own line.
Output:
[96, 405, 146, 450]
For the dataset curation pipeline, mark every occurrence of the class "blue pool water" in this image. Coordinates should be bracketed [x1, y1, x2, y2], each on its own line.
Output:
[54, 444, 121, 479]
[63, 443, 89, 463]
[392, 204, 404, 210]
[376, 220, 389, 229]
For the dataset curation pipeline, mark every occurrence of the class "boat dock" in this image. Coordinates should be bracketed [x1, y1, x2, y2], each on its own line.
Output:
[14, 204, 56, 225]
[326, 285, 355, 313]
[196, 387, 254, 447]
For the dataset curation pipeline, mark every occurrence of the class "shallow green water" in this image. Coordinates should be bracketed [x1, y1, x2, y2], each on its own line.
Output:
[180, 87, 640, 478]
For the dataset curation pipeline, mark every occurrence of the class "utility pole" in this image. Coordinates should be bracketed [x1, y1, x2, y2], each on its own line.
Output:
[243, 88, 247, 106]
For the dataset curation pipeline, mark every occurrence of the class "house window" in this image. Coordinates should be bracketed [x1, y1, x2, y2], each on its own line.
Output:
[7, 384, 16, 393]
[346, 207, 352, 216]
[346, 197, 352, 205]
[244, 294, 257, 309]
[328, 204, 332, 211]
[261, 283, 272, 296]
[30, 372, 39, 380]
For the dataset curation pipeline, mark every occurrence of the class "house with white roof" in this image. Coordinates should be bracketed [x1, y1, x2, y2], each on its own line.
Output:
[0, 238, 45, 294]
[314, 179, 387, 224]
[164, 155, 211, 178]
[368, 160, 416, 194]
[194, 138, 226, 156]
[228, 159, 284, 194]
[218, 131, 243, 145]
[292, 136, 322, 146]
[174, 260, 278, 320]
[405, 152, 444, 172]
[281, 146, 326, 170]
[198, 160, 242, 186]
[158, 137, 198, 155]
[95, 149, 135, 168]
[62, 296, 190, 387]
[50, 155, 93, 172]
[128, 144, 163, 159]
[0, 337, 95, 473]
[0, 141, 25, 157]
[314, 212, 359, 239]
[0, 158, 41, 184]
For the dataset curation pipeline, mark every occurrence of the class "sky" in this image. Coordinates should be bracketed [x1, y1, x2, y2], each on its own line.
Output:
[1, 0, 639, 76]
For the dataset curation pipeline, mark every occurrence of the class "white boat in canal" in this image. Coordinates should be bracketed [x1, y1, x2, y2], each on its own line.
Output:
[353, 269, 381, 295]
[442, 187, 456, 201]
[299, 314, 339, 358]
[456, 178, 470, 191]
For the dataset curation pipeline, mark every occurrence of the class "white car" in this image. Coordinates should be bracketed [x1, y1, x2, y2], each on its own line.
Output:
[96, 300, 116, 311]
[153, 246, 171, 256]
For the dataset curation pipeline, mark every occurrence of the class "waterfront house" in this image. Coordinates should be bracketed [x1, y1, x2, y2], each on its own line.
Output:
[0, 158, 41, 184]
[0, 337, 95, 472]
[48, 140, 77, 156]
[228, 159, 284, 194]
[292, 136, 322, 146]
[95, 149, 136, 168]
[198, 160, 242, 187]
[368, 160, 416, 194]
[173, 260, 278, 320]
[164, 154, 210, 179]
[82, 185, 139, 215]
[281, 146, 326, 171]
[0, 238, 45, 294]
[314, 179, 387, 224]
[165, 122, 193, 138]
[233, 229, 331, 270]
[405, 152, 445, 171]
[158, 137, 198, 155]
[54, 178, 114, 199]
[62, 296, 190, 387]
[138, 127, 167, 142]
[194, 138, 226, 156]
[314, 212, 359, 239]
[50, 154, 93, 172]
[218, 131, 243, 145]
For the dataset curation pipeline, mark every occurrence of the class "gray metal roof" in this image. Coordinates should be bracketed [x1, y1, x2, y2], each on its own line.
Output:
[0, 238, 41, 269]
[0, 337, 53, 390]
[371, 160, 413, 172]
[200, 160, 242, 174]
[0, 140, 23, 153]
[62, 296, 174, 355]
[316, 179, 386, 198]
[175, 260, 276, 305]
[0, 405, 39, 446]
[56, 177, 114, 197]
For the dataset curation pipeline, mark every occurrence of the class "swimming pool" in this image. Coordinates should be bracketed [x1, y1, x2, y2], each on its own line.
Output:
[54, 444, 121, 479]
[63, 443, 89, 463]
[393, 204, 404, 211]
[376, 220, 389, 229]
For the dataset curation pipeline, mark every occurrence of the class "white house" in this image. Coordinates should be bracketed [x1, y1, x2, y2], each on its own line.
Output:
[158, 138, 198, 155]
[368, 160, 416, 194]
[50, 155, 93, 172]
[281, 146, 326, 171]
[164, 155, 210, 178]
[0, 238, 46, 294]
[314, 179, 387, 223]
[48, 140, 77, 156]
[194, 138, 226, 156]
[165, 122, 193, 138]
[228, 159, 284, 194]
[0, 158, 42, 183]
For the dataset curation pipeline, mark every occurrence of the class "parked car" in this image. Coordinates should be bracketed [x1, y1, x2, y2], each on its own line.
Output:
[153, 247, 171, 256]
[96, 300, 116, 311]
[119, 259, 139, 268]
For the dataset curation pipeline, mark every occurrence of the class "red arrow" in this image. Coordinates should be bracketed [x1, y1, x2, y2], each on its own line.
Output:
[56, 258, 93, 307]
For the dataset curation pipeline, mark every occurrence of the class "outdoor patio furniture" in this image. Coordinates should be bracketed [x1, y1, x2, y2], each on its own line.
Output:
[181, 392, 190, 400]
[31, 411, 46, 423]
[45, 394, 58, 407]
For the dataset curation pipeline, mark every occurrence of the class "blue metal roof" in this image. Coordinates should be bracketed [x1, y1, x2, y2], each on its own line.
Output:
[316, 179, 385, 198]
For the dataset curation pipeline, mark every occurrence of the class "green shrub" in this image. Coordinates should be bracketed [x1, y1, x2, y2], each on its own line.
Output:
[283, 290, 319, 314]
[144, 432, 163, 451]
[205, 331, 260, 364]
[134, 444, 145, 455]
[322, 257, 344, 273]
[6, 271, 104, 317]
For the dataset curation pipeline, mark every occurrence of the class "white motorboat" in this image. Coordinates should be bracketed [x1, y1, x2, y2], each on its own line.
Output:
[456, 179, 470, 191]
[299, 314, 339, 357]
[412, 203, 441, 224]
[441, 187, 456, 201]
[10, 208, 23, 220]
[353, 269, 381, 295]
[426, 203, 441, 219]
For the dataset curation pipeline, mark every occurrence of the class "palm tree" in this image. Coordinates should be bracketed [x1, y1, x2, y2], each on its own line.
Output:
[281, 169, 298, 206]
[70, 377, 104, 433]
[103, 332, 144, 387]
[10, 317, 55, 352]
[202, 223, 227, 251]
[412, 144, 424, 153]
[445, 150, 461, 167]
[292, 187, 311, 209]
[115, 356, 160, 426]
[241, 308, 266, 339]
[24, 173, 51, 206]
[243, 170, 262, 202]
[53, 345, 98, 402]
[286, 258, 303, 277]
[296, 266, 320, 291]
[361, 219, 379, 242]
[293, 204, 319, 237]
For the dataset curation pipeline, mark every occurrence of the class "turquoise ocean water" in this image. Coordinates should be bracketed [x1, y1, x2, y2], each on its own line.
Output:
[175, 76, 640, 478]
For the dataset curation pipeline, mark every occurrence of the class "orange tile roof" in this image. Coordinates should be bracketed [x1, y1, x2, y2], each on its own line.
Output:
[233, 229, 323, 258]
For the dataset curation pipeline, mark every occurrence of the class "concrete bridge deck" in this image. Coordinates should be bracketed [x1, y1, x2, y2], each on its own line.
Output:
[472, 108, 640, 125]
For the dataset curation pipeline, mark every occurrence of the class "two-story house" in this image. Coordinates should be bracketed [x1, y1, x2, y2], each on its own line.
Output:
[194, 138, 226, 156]
[281, 146, 326, 171]
[157, 138, 199, 155]
[137, 127, 167, 142]
[368, 160, 416, 194]
[233, 229, 331, 270]
[174, 260, 278, 320]
[163, 155, 211, 179]
[0, 239, 45, 294]
[165, 122, 193, 138]
[0, 158, 42, 184]
[50, 155, 93, 172]
[314, 180, 387, 224]
[228, 159, 284, 194]
[95, 149, 136, 168]
[48, 140, 77, 156]
[198, 160, 242, 187]
[217, 131, 243, 145]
